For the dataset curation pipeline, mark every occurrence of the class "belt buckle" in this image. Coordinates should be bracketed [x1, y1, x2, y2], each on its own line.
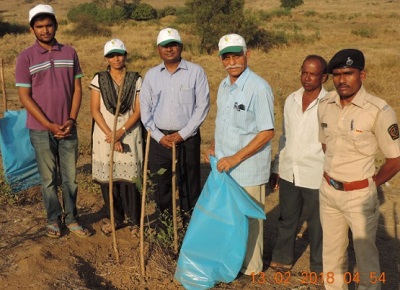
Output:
[329, 178, 344, 191]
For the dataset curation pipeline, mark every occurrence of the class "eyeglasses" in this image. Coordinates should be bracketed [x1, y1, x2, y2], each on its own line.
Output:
[234, 102, 245, 111]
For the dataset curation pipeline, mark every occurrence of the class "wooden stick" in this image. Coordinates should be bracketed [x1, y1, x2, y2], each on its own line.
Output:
[140, 131, 151, 276]
[172, 142, 178, 253]
[1, 59, 7, 114]
[108, 69, 126, 263]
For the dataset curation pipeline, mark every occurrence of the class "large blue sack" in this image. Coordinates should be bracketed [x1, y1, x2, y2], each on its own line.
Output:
[0, 109, 40, 193]
[175, 156, 266, 289]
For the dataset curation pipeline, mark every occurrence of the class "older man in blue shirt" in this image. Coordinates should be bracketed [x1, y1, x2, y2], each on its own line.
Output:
[140, 28, 210, 225]
[205, 33, 274, 276]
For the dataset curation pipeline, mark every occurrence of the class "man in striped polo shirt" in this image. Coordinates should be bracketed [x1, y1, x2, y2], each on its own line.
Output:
[15, 4, 89, 238]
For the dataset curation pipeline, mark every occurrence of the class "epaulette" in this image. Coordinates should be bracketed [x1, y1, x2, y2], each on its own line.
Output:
[319, 91, 336, 103]
[365, 94, 390, 112]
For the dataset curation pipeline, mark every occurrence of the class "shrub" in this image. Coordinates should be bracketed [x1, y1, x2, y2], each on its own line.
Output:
[67, 3, 99, 23]
[66, 15, 112, 38]
[0, 19, 29, 37]
[304, 10, 317, 17]
[280, 0, 304, 10]
[158, 6, 177, 19]
[351, 27, 376, 38]
[131, 3, 157, 21]
[270, 8, 292, 18]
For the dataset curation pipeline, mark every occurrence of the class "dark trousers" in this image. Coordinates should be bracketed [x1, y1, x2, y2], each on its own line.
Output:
[100, 181, 141, 226]
[148, 132, 201, 217]
[272, 178, 323, 273]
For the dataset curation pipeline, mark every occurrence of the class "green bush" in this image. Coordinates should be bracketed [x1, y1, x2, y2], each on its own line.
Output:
[280, 0, 304, 9]
[0, 19, 29, 37]
[67, 2, 128, 25]
[131, 3, 157, 21]
[158, 6, 177, 19]
[67, 3, 99, 23]
[66, 15, 112, 38]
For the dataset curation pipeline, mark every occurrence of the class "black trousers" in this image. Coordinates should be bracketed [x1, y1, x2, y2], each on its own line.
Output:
[148, 132, 201, 217]
[100, 181, 141, 226]
[271, 178, 323, 273]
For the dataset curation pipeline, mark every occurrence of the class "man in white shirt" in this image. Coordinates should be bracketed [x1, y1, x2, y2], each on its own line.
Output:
[269, 55, 328, 275]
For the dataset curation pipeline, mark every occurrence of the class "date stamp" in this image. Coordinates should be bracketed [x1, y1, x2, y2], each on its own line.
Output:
[251, 271, 386, 285]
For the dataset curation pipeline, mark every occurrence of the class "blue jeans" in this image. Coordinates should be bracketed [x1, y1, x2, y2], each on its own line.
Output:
[30, 128, 78, 225]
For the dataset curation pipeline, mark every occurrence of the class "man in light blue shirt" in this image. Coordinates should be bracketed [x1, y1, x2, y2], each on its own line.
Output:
[205, 33, 274, 276]
[140, 28, 210, 225]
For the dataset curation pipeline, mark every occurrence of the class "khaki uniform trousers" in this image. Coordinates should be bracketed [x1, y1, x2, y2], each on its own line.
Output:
[320, 178, 381, 290]
[240, 184, 266, 275]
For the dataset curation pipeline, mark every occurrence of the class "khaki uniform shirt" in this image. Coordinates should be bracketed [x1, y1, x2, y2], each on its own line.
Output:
[318, 86, 400, 182]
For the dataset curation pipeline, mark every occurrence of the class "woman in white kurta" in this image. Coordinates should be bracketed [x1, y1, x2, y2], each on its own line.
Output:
[89, 39, 143, 237]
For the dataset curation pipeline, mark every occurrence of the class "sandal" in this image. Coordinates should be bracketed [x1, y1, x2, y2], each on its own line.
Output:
[269, 261, 292, 272]
[101, 222, 121, 236]
[130, 225, 140, 238]
[45, 224, 61, 238]
[67, 223, 90, 238]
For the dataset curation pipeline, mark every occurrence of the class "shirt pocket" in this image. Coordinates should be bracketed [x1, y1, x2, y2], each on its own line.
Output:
[348, 129, 377, 156]
[178, 87, 195, 104]
[233, 109, 255, 134]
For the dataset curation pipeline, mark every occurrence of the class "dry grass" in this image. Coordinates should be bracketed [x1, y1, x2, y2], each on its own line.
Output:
[0, 0, 399, 162]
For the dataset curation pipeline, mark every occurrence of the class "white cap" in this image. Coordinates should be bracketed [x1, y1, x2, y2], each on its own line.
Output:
[157, 28, 182, 46]
[218, 34, 247, 56]
[29, 4, 55, 23]
[104, 39, 127, 56]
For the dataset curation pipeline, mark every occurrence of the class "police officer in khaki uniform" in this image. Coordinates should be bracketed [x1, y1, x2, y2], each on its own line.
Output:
[318, 49, 400, 290]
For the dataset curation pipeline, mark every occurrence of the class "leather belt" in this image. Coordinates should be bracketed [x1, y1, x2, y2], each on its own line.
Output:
[323, 172, 374, 191]
[159, 129, 178, 135]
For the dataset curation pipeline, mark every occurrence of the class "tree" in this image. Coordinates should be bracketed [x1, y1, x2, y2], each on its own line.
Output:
[280, 0, 303, 9]
[185, 0, 245, 54]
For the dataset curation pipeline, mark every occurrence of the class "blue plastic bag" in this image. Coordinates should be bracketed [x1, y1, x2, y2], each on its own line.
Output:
[174, 156, 266, 289]
[0, 110, 40, 192]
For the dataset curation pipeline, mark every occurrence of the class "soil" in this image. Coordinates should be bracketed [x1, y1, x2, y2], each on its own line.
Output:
[1, 76, 400, 290]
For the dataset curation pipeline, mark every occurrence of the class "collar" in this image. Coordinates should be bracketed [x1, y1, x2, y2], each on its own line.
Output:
[333, 85, 365, 108]
[34, 39, 60, 54]
[294, 86, 328, 104]
[159, 58, 188, 72]
[222, 67, 250, 90]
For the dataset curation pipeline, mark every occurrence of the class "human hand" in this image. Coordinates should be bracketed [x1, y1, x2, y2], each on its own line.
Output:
[165, 132, 183, 144]
[50, 123, 68, 139]
[216, 155, 240, 173]
[159, 135, 173, 149]
[105, 129, 124, 144]
[269, 173, 280, 191]
[204, 147, 215, 164]
[114, 141, 123, 152]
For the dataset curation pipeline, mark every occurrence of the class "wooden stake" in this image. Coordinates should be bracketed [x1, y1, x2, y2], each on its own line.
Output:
[172, 143, 178, 253]
[1, 59, 7, 114]
[108, 69, 126, 263]
[140, 131, 151, 276]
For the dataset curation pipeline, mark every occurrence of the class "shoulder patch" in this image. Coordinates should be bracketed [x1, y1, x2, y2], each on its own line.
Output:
[388, 124, 399, 140]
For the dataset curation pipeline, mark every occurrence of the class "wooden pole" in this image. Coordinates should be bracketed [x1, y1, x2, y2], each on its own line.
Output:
[1, 59, 7, 113]
[108, 69, 126, 263]
[140, 131, 151, 276]
[171, 142, 178, 253]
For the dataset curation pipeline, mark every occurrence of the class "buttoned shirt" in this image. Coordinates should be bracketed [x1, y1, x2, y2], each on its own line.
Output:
[272, 87, 327, 189]
[318, 86, 400, 182]
[140, 59, 210, 142]
[15, 40, 83, 130]
[215, 68, 274, 186]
